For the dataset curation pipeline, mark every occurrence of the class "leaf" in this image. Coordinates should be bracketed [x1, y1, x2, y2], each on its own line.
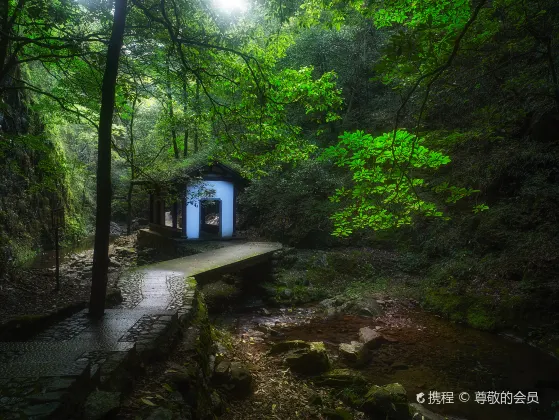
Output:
[162, 383, 174, 392]
[141, 398, 157, 407]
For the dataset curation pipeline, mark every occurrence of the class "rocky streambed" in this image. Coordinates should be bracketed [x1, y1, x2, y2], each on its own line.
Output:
[210, 295, 559, 420]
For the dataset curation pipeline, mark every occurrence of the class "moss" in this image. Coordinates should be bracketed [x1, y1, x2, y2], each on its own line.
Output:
[200, 280, 241, 310]
[269, 340, 310, 355]
[466, 305, 498, 331]
[315, 370, 367, 389]
[340, 386, 367, 407]
[186, 276, 197, 288]
[309, 341, 326, 352]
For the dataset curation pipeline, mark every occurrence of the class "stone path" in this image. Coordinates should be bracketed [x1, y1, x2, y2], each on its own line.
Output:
[0, 241, 281, 419]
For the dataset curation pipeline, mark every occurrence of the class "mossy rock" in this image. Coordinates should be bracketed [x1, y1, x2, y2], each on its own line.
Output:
[268, 340, 310, 355]
[284, 341, 330, 375]
[322, 407, 353, 420]
[201, 280, 241, 310]
[314, 369, 367, 388]
[339, 386, 367, 408]
[361, 383, 411, 420]
[338, 341, 369, 366]
[228, 361, 253, 398]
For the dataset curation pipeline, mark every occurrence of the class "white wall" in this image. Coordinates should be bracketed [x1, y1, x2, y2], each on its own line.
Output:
[186, 180, 234, 239]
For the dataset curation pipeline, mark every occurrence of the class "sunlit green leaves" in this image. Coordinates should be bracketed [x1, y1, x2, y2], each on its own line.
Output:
[321, 129, 458, 236]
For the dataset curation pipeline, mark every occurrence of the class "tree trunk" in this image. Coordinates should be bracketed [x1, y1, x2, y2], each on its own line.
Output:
[126, 96, 137, 235]
[89, 0, 128, 318]
[183, 80, 188, 158]
[194, 79, 200, 153]
[0, 0, 12, 86]
[126, 181, 134, 235]
[169, 94, 179, 159]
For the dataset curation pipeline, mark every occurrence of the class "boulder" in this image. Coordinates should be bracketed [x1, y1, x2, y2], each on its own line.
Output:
[227, 361, 253, 398]
[269, 340, 310, 355]
[83, 391, 121, 420]
[322, 407, 353, 420]
[361, 383, 410, 420]
[341, 298, 383, 317]
[213, 360, 230, 383]
[284, 341, 330, 375]
[106, 287, 123, 302]
[314, 369, 367, 388]
[338, 341, 369, 366]
[359, 327, 385, 349]
[319, 296, 345, 311]
[165, 362, 196, 387]
[320, 296, 383, 317]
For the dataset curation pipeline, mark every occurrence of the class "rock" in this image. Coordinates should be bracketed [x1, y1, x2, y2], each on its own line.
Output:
[322, 407, 353, 420]
[343, 298, 383, 317]
[361, 383, 410, 420]
[359, 327, 385, 349]
[319, 296, 344, 310]
[83, 390, 121, 420]
[284, 341, 330, 375]
[281, 288, 292, 298]
[165, 362, 195, 386]
[109, 221, 123, 236]
[215, 342, 227, 358]
[255, 323, 280, 336]
[260, 307, 271, 316]
[228, 361, 253, 398]
[320, 296, 383, 317]
[108, 259, 121, 268]
[114, 247, 135, 257]
[269, 340, 310, 355]
[145, 407, 174, 420]
[106, 287, 123, 305]
[338, 341, 369, 366]
[245, 328, 265, 338]
[214, 360, 231, 382]
[314, 369, 367, 388]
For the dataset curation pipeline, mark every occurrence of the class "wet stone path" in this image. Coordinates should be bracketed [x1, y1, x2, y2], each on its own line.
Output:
[0, 241, 281, 419]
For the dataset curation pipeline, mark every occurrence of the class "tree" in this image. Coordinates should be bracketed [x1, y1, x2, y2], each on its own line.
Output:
[89, 0, 128, 318]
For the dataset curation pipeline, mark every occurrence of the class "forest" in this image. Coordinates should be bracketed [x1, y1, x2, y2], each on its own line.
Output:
[1, 0, 559, 419]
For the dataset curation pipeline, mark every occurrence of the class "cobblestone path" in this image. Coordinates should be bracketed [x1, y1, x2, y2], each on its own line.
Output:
[0, 241, 281, 419]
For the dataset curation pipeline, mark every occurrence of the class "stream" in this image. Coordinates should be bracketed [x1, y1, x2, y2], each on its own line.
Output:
[212, 297, 559, 420]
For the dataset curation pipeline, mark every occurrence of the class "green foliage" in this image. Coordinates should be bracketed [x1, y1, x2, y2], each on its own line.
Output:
[239, 159, 343, 246]
[321, 130, 459, 236]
